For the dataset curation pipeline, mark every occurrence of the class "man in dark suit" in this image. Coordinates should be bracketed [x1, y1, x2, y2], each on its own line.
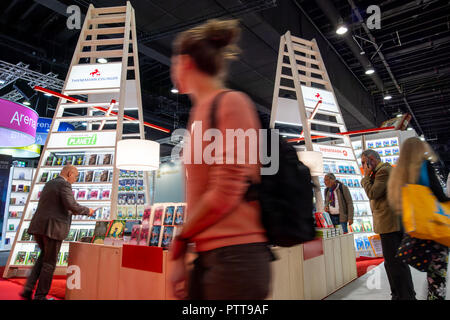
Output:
[21, 165, 94, 300]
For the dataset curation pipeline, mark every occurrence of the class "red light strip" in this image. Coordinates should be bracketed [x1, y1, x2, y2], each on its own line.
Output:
[34, 86, 170, 133]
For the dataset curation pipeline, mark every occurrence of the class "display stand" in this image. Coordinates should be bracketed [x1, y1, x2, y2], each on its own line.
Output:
[1, 166, 34, 249]
[3, 2, 150, 278]
[270, 31, 373, 256]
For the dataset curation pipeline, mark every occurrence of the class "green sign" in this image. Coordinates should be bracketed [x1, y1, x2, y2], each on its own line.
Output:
[67, 134, 97, 146]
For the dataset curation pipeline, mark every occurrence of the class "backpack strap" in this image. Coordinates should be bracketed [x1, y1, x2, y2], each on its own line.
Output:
[209, 90, 233, 129]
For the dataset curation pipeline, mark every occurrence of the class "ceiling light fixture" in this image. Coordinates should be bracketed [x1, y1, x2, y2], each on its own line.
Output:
[365, 67, 375, 75]
[97, 58, 108, 64]
[336, 19, 348, 35]
[23, 101, 31, 106]
[171, 88, 179, 94]
[383, 92, 392, 100]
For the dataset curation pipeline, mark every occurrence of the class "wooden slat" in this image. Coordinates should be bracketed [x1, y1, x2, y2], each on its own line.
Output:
[79, 49, 123, 58]
[283, 52, 319, 66]
[292, 43, 317, 56]
[60, 102, 113, 109]
[81, 38, 124, 46]
[280, 74, 294, 80]
[310, 130, 343, 139]
[92, 6, 127, 15]
[308, 119, 345, 128]
[88, 14, 126, 25]
[85, 27, 125, 36]
[306, 108, 340, 117]
[290, 35, 313, 47]
[54, 116, 118, 122]
[122, 133, 141, 137]
[279, 85, 297, 92]
[281, 63, 324, 76]
[63, 88, 121, 95]
[299, 75, 328, 85]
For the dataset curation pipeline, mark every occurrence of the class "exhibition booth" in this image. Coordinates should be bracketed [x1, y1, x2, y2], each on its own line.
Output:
[0, 2, 422, 301]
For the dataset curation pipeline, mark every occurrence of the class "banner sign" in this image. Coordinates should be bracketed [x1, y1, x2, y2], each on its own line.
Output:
[47, 131, 116, 149]
[0, 98, 38, 148]
[312, 144, 355, 161]
[65, 63, 122, 91]
[300, 86, 339, 113]
[35, 118, 74, 145]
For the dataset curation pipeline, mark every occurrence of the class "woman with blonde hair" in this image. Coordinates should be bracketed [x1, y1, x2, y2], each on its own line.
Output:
[169, 19, 272, 300]
[388, 137, 449, 300]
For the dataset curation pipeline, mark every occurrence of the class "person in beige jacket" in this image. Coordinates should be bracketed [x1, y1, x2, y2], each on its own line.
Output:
[361, 149, 415, 300]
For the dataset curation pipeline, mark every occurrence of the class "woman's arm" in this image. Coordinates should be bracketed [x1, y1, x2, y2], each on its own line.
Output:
[426, 161, 450, 202]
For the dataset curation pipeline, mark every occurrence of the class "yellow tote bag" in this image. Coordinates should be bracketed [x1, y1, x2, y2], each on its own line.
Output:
[402, 184, 450, 246]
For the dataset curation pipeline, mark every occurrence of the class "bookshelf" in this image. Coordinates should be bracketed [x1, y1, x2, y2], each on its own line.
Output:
[3, 2, 152, 278]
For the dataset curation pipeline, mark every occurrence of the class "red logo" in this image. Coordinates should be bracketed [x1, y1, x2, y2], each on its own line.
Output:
[315, 93, 323, 103]
[90, 69, 101, 77]
[343, 150, 348, 157]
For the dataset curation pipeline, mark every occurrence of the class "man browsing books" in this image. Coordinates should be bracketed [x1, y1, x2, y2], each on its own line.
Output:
[21, 165, 94, 300]
[323, 173, 354, 233]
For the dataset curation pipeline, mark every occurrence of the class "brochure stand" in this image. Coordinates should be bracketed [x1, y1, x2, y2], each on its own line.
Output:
[3, 2, 151, 278]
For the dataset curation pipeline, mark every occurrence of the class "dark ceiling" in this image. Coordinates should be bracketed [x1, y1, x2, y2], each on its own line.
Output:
[0, 0, 449, 175]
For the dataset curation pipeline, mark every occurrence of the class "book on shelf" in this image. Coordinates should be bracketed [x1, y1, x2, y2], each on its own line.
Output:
[149, 225, 162, 247]
[322, 212, 334, 228]
[101, 189, 110, 200]
[163, 206, 175, 225]
[40, 172, 49, 183]
[100, 170, 109, 182]
[85, 171, 94, 183]
[21, 228, 32, 241]
[93, 171, 102, 183]
[128, 225, 141, 245]
[137, 193, 145, 205]
[75, 155, 85, 166]
[174, 205, 186, 226]
[25, 252, 38, 265]
[88, 189, 100, 200]
[54, 155, 64, 166]
[65, 229, 78, 242]
[102, 207, 111, 220]
[62, 155, 75, 166]
[14, 251, 28, 265]
[76, 189, 88, 200]
[117, 206, 125, 219]
[138, 224, 150, 246]
[136, 205, 145, 220]
[88, 154, 97, 166]
[45, 155, 55, 166]
[125, 206, 136, 220]
[77, 171, 85, 183]
[61, 252, 69, 266]
[106, 220, 126, 239]
[57, 252, 62, 265]
[103, 154, 112, 165]
[77, 229, 89, 241]
[152, 206, 164, 226]
[161, 226, 175, 249]
[124, 220, 141, 236]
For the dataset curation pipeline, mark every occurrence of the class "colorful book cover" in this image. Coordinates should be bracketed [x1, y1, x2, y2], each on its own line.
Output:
[161, 226, 175, 249]
[117, 206, 125, 219]
[142, 207, 152, 224]
[101, 189, 111, 200]
[350, 166, 356, 174]
[128, 225, 141, 245]
[152, 207, 164, 226]
[375, 141, 382, 148]
[62, 252, 69, 266]
[344, 166, 350, 174]
[367, 142, 374, 149]
[89, 189, 100, 200]
[341, 179, 347, 186]
[93, 171, 102, 183]
[14, 251, 28, 265]
[314, 212, 325, 228]
[45, 155, 55, 166]
[149, 226, 162, 247]
[103, 154, 112, 165]
[323, 164, 330, 173]
[76, 189, 88, 200]
[385, 149, 392, 156]
[75, 155, 84, 166]
[391, 139, 398, 147]
[174, 205, 186, 226]
[126, 206, 137, 220]
[102, 207, 111, 219]
[331, 164, 337, 173]
[354, 179, 360, 187]
[338, 165, 344, 173]
[40, 172, 49, 183]
[77, 229, 89, 241]
[138, 224, 150, 246]
[57, 252, 62, 265]
[26, 252, 38, 265]
[137, 193, 145, 205]
[65, 229, 78, 241]
[106, 220, 126, 239]
[348, 179, 354, 187]
[136, 205, 145, 220]
[322, 212, 334, 228]
[92, 221, 110, 239]
[85, 171, 94, 183]
[88, 228, 94, 237]
[100, 170, 109, 182]
[77, 171, 85, 183]
[393, 148, 400, 155]
[163, 206, 175, 225]
[124, 220, 141, 236]
[383, 140, 390, 147]
[21, 228, 32, 241]
[88, 154, 97, 166]
[55, 156, 64, 166]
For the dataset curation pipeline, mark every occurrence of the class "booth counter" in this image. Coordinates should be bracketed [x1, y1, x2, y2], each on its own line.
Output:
[66, 233, 357, 300]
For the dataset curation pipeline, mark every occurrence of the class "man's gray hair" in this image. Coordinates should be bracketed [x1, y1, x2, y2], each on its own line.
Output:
[361, 149, 381, 161]
[325, 173, 336, 181]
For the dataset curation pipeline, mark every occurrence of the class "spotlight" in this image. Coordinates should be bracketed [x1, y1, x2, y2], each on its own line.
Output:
[171, 88, 179, 94]
[336, 25, 348, 35]
[365, 67, 375, 75]
[98, 58, 108, 64]
[384, 94, 392, 100]
[44, 93, 52, 97]
[23, 101, 31, 106]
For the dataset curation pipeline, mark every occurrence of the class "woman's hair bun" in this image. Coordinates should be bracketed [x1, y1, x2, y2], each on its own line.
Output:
[203, 19, 240, 49]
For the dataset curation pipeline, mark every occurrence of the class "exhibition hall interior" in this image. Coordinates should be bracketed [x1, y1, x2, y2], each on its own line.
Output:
[0, 0, 449, 302]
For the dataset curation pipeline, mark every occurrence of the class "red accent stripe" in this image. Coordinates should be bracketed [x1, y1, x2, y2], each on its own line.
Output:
[33, 86, 171, 133]
[287, 126, 396, 143]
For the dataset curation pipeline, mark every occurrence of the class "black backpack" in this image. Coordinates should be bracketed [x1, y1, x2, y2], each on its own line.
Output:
[210, 91, 316, 247]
